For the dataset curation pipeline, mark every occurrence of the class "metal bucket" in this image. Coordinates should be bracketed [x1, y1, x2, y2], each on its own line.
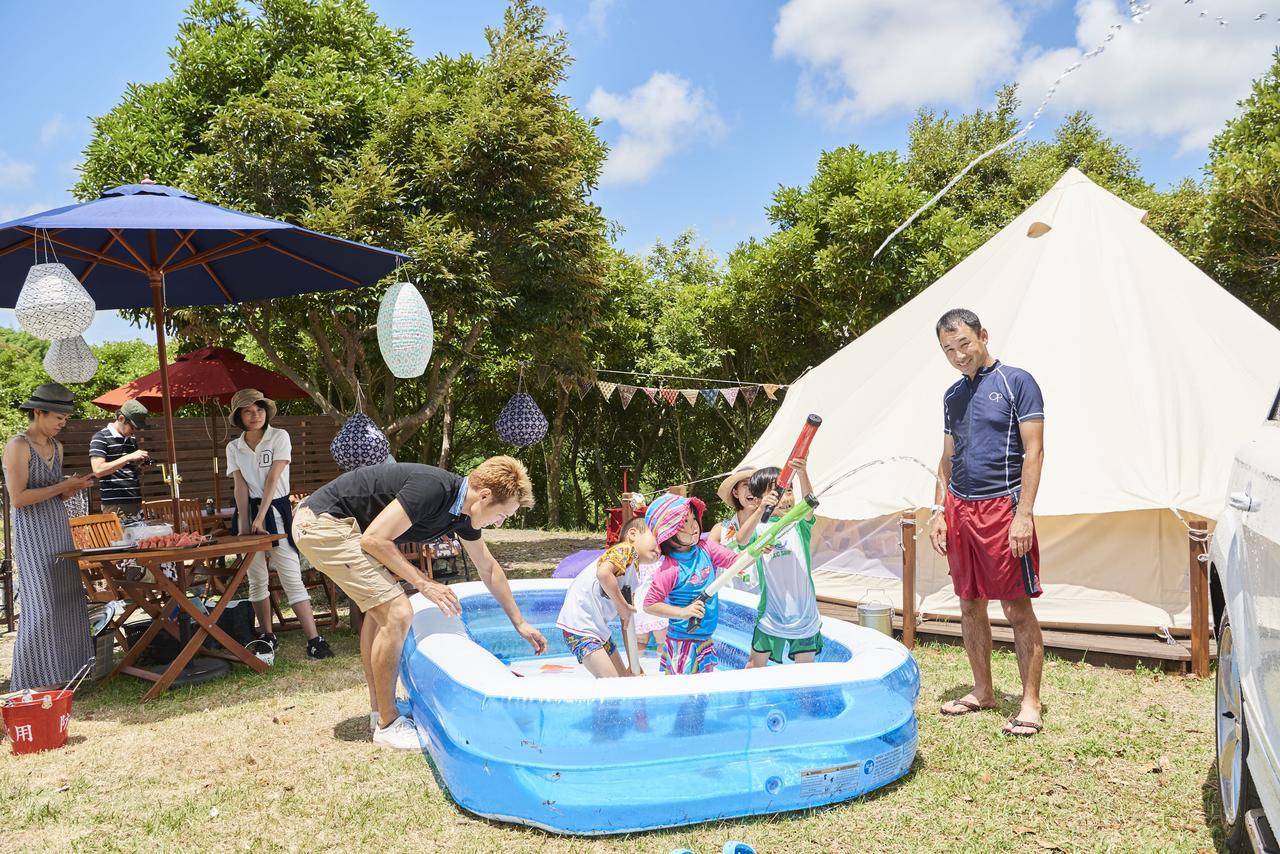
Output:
[857, 602, 894, 637]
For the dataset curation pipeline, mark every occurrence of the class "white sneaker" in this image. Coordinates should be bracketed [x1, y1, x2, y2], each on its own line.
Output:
[372, 715, 422, 750]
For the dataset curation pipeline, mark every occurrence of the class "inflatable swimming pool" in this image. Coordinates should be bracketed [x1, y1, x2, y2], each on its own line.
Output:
[402, 579, 919, 835]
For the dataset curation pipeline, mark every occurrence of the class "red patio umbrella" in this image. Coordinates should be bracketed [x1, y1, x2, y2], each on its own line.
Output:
[93, 346, 310, 513]
[92, 346, 308, 411]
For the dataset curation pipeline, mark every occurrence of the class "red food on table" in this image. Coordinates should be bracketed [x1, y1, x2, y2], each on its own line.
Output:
[135, 532, 207, 549]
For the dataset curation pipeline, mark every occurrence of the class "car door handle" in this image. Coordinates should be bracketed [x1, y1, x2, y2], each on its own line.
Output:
[1229, 491, 1258, 512]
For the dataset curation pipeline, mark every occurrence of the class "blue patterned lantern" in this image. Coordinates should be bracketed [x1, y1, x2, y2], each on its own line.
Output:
[331, 412, 392, 471]
[377, 281, 434, 378]
[496, 392, 548, 447]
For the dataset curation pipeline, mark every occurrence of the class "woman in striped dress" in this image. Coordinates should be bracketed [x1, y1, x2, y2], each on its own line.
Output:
[3, 384, 95, 691]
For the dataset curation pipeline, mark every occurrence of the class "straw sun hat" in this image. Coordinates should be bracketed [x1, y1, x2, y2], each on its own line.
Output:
[228, 388, 277, 428]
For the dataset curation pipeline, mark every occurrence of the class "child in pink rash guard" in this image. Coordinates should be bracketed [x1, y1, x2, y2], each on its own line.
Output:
[641, 493, 740, 674]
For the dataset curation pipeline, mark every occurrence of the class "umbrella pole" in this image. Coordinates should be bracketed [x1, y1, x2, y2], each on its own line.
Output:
[149, 271, 183, 526]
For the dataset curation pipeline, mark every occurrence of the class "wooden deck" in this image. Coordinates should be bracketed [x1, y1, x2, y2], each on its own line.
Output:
[819, 600, 1215, 674]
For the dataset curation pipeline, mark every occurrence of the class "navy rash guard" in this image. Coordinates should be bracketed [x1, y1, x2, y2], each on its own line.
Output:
[943, 361, 1044, 501]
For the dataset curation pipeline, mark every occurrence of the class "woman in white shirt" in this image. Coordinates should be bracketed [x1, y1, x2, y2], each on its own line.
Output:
[227, 389, 332, 660]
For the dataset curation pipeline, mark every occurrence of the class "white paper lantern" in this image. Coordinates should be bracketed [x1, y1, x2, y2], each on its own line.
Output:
[16, 263, 96, 340]
[43, 335, 98, 384]
[376, 281, 433, 378]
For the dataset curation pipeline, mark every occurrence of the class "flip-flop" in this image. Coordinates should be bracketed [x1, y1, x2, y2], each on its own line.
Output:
[940, 698, 990, 716]
[724, 844, 757, 854]
[1002, 718, 1043, 737]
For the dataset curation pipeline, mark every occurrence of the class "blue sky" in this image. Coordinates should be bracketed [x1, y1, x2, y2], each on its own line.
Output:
[1, 0, 1276, 343]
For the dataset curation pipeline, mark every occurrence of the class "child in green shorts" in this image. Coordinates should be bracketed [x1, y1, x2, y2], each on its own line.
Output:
[739, 458, 822, 667]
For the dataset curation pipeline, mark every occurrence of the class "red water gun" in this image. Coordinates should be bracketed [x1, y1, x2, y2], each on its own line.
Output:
[759, 413, 822, 524]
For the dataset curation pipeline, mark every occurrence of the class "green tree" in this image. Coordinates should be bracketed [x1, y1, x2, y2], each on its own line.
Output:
[76, 0, 609, 468]
[1203, 49, 1280, 327]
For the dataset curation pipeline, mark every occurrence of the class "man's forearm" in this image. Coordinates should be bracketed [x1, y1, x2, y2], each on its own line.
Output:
[1017, 450, 1043, 516]
[362, 536, 428, 586]
[478, 557, 525, 626]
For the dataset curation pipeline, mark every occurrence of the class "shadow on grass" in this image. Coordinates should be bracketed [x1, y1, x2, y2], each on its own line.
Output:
[71, 627, 365, 725]
[1201, 753, 1228, 852]
[936, 682, 1048, 729]
[333, 714, 372, 743]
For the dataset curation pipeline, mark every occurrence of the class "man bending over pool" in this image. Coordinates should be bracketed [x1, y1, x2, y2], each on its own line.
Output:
[294, 456, 548, 750]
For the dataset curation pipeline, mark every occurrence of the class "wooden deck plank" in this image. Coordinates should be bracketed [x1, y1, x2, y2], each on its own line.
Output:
[819, 600, 1213, 673]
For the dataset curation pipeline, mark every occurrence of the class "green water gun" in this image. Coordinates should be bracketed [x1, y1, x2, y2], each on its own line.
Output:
[685, 496, 817, 633]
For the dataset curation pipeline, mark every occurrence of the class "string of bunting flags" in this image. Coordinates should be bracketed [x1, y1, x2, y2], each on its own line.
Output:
[526, 363, 787, 410]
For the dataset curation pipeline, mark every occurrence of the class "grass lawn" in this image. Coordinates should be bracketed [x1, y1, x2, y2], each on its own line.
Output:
[0, 530, 1221, 852]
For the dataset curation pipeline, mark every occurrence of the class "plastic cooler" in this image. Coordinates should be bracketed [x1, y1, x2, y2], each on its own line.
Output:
[2, 689, 74, 755]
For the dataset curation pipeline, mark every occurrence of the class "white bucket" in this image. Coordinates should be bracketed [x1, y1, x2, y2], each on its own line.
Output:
[246, 638, 275, 667]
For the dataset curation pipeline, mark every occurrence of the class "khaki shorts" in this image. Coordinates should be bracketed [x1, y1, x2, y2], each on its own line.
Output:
[292, 505, 404, 612]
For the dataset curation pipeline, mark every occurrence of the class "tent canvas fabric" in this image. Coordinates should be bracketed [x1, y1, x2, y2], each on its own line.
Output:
[741, 168, 1280, 634]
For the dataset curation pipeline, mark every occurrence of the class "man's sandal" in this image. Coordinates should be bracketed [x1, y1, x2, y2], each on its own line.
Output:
[1002, 718, 1043, 737]
[940, 698, 991, 716]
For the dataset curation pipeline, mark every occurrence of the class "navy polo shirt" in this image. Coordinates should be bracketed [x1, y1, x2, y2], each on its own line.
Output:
[943, 361, 1044, 501]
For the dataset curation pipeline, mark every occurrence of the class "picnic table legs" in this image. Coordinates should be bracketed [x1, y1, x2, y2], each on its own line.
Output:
[115, 555, 268, 702]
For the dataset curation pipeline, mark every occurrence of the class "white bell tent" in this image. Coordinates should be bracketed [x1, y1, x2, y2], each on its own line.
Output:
[741, 168, 1280, 634]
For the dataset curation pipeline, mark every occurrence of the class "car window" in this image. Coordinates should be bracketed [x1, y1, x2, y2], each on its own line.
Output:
[1271, 384, 1280, 422]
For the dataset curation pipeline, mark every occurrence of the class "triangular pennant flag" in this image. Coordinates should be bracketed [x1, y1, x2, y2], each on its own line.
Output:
[535, 365, 552, 386]
[763, 383, 780, 400]
[681, 389, 700, 407]
[660, 388, 679, 406]
[559, 374, 576, 395]
[741, 385, 760, 407]
[597, 381, 617, 400]
[720, 386, 740, 407]
[643, 387, 659, 403]
[578, 377, 594, 399]
[619, 385, 637, 409]
[700, 388, 718, 406]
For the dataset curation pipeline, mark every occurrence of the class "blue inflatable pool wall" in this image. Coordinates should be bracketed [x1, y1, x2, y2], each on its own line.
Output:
[403, 580, 919, 835]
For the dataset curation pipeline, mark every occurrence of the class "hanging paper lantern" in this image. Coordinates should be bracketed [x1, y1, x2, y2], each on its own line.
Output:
[376, 282, 434, 378]
[43, 335, 97, 384]
[16, 263, 96, 340]
[330, 412, 391, 471]
[496, 392, 548, 447]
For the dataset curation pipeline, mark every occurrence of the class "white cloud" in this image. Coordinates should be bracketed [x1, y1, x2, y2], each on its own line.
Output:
[39, 114, 69, 145]
[589, 72, 725, 186]
[773, 0, 1029, 122]
[0, 153, 34, 191]
[1017, 0, 1280, 154]
[0, 200, 55, 220]
[585, 0, 616, 37]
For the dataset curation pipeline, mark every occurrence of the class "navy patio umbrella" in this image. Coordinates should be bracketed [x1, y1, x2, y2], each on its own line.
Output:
[0, 179, 408, 520]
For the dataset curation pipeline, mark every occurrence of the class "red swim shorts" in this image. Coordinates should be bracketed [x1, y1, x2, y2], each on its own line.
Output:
[944, 492, 1041, 601]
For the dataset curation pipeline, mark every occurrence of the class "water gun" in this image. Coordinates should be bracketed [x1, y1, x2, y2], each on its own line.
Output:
[760, 413, 822, 524]
[685, 496, 818, 634]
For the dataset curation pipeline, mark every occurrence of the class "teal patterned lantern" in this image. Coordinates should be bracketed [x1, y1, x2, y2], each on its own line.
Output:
[377, 281, 433, 378]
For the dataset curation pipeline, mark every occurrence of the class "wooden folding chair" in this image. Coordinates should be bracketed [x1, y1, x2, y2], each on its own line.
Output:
[141, 498, 208, 535]
[69, 513, 137, 652]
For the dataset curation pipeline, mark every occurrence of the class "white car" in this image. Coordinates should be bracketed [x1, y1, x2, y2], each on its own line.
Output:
[1210, 386, 1280, 852]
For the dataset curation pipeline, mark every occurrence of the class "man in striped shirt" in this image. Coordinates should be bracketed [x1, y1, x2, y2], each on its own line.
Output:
[89, 400, 150, 516]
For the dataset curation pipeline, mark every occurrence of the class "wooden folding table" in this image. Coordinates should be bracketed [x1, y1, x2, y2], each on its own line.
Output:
[60, 534, 283, 702]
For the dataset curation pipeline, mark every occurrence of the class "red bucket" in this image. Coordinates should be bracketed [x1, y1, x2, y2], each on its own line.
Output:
[2, 689, 74, 755]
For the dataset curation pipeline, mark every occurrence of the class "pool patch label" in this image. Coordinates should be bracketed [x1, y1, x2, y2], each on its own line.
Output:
[799, 761, 862, 798]
[799, 737, 917, 798]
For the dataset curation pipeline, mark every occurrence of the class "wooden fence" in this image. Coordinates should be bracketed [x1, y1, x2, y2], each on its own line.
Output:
[57, 415, 342, 512]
